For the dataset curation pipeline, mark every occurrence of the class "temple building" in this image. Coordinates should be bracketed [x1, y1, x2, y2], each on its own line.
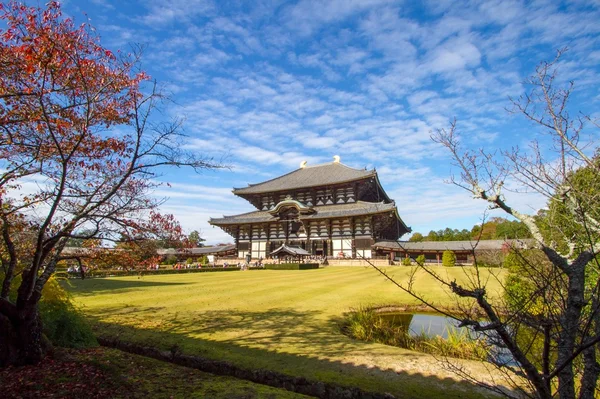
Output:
[209, 156, 411, 259]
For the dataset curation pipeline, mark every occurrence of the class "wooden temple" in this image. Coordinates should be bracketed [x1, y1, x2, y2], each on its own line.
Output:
[209, 156, 411, 259]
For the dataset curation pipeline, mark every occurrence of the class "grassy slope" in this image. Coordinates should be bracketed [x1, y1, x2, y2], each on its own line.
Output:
[69, 266, 510, 398]
[0, 346, 309, 399]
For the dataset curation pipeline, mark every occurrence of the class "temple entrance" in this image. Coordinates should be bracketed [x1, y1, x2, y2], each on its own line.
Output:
[312, 240, 328, 257]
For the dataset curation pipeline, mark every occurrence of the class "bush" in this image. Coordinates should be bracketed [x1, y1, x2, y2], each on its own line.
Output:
[415, 254, 426, 265]
[264, 263, 319, 270]
[164, 255, 178, 265]
[442, 250, 456, 267]
[186, 257, 194, 264]
[401, 257, 412, 266]
[40, 277, 97, 348]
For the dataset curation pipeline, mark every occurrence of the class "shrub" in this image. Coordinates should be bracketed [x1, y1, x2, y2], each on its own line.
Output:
[39, 277, 97, 348]
[401, 257, 412, 266]
[442, 250, 456, 267]
[199, 255, 208, 265]
[415, 254, 426, 265]
[165, 255, 178, 265]
[186, 257, 194, 264]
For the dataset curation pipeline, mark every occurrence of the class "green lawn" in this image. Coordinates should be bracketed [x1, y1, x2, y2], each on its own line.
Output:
[69, 266, 512, 398]
[1, 346, 309, 399]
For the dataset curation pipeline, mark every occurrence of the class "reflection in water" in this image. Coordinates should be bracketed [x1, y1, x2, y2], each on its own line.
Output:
[378, 313, 457, 338]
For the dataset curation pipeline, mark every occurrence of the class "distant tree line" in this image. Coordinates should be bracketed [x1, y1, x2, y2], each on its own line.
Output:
[409, 217, 532, 242]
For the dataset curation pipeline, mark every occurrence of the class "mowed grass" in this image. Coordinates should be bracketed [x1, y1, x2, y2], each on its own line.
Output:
[69, 266, 510, 398]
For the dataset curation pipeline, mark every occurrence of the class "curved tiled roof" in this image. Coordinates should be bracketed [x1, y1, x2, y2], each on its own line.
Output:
[233, 162, 375, 195]
[209, 210, 277, 225]
[299, 201, 396, 219]
[209, 201, 398, 225]
[157, 245, 237, 255]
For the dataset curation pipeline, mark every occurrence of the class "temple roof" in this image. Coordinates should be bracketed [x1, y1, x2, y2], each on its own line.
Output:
[157, 245, 237, 255]
[270, 244, 311, 256]
[209, 201, 398, 225]
[299, 201, 397, 220]
[233, 161, 376, 195]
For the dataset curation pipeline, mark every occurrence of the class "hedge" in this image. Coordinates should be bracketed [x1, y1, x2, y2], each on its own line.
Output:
[264, 263, 319, 270]
[67, 266, 246, 278]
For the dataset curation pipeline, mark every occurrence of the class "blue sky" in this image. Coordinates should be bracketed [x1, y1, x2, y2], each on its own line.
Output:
[60, 0, 600, 244]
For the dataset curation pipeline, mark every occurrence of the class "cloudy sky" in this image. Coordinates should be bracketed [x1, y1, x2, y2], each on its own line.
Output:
[59, 0, 600, 244]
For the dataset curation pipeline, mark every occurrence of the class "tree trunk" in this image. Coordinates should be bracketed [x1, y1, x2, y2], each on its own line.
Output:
[0, 304, 48, 367]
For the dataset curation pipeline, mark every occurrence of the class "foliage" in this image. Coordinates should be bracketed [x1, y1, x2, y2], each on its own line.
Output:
[412, 218, 532, 242]
[164, 255, 178, 265]
[186, 258, 194, 265]
[415, 254, 426, 265]
[401, 257, 412, 266]
[264, 263, 319, 270]
[341, 307, 487, 361]
[0, 1, 220, 366]
[199, 255, 208, 265]
[442, 250, 456, 267]
[409, 233, 424, 242]
[421, 52, 600, 399]
[188, 230, 205, 247]
[39, 278, 97, 348]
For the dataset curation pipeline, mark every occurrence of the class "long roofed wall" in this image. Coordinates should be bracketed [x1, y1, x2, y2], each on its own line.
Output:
[209, 157, 410, 259]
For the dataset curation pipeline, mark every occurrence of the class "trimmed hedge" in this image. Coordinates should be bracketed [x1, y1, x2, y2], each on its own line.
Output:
[67, 266, 244, 278]
[264, 263, 319, 270]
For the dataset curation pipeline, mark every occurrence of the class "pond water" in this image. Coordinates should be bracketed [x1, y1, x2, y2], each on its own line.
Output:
[378, 312, 517, 366]
[377, 312, 457, 338]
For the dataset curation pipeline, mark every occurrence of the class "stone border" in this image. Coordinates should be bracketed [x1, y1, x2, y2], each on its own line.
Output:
[98, 337, 395, 399]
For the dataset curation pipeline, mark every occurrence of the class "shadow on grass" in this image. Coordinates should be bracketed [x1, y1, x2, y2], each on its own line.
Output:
[63, 279, 188, 295]
[85, 306, 520, 399]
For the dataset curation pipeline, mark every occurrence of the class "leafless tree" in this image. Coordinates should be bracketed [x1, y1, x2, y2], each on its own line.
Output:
[370, 50, 600, 399]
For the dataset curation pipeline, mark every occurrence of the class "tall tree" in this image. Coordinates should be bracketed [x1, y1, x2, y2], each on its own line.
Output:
[0, 2, 220, 366]
[188, 230, 205, 247]
[428, 52, 600, 399]
[370, 51, 600, 398]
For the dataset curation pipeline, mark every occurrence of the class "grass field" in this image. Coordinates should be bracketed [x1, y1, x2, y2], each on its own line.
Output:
[69, 266, 512, 398]
[1, 346, 309, 398]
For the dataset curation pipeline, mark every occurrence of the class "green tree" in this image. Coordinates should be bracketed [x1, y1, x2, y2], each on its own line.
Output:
[442, 250, 456, 267]
[426, 230, 440, 241]
[409, 232, 424, 242]
[188, 230, 205, 247]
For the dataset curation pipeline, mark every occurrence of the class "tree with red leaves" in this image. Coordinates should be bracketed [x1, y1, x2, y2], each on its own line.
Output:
[0, 2, 220, 366]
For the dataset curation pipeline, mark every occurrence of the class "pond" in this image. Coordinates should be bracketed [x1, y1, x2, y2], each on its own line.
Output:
[377, 312, 457, 338]
[377, 312, 516, 365]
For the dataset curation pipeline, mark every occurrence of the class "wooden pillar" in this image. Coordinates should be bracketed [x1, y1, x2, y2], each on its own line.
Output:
[265, 223, 271, 259]
[327, 219, 333, 256]
[350, 217, 356, 258]
[304, 221, 311, 255]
